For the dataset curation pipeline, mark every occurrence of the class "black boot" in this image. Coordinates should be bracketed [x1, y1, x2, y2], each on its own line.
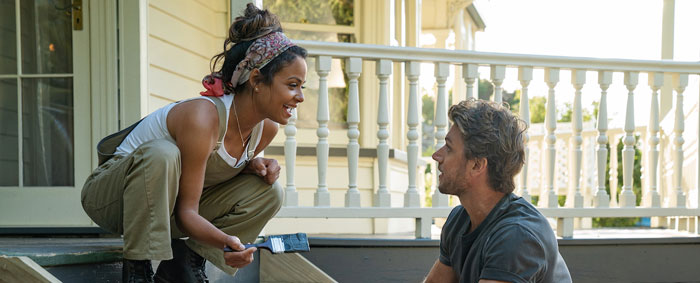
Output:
[154, 239, 208, 283]
[123, 259, 154, 283]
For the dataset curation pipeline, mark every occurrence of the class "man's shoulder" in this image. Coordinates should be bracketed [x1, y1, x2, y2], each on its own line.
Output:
[500, 195, 550, 228]
[487, 196, 556, 245]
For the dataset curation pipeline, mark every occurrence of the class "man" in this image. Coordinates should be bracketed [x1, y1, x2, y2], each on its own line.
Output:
[425, 99, 571, 283]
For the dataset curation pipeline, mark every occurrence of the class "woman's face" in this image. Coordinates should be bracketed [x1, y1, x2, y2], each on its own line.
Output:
[255, 56, 307, 125]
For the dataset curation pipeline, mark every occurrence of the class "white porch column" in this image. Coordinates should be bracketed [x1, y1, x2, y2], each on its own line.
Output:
[672, 73, 688, 207]
[490, 65, 505, 103]
[543, 68, 560, 208]
[375, 59, 392, 207]
[345, 57, 362, 207]
[283, 108, 298, 207]
[567, 70, 585, 208]
[463, 63, 478, 100]
[405, 61, 421, 207]
[406, 0, 421, 48]
[518, 66, 533, 202]
[432, 62, 449, 207]
[645, 72, 663, 207]
[314, 56, 332, 207]
[620, 72, 639, 207]
[594, 71, 612, 207]
[660, 0, 675, 118]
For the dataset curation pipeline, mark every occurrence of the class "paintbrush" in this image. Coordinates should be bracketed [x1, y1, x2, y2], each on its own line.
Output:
[223, 233, 310, 254]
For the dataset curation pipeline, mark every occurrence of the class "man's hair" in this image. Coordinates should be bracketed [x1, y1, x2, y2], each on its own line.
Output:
[448, 99, 527, 194]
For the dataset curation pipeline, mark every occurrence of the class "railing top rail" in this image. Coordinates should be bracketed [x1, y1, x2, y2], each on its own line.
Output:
[295, 40, 700, 74]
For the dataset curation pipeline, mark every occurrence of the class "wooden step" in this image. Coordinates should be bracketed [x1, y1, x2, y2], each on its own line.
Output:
[0, 256, 62, 283]
[260, 250, 337, 283]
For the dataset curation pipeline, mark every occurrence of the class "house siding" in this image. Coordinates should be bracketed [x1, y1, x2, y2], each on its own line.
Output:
[147, 0, 228, 111]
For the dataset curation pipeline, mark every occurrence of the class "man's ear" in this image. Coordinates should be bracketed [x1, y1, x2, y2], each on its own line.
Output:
[471, 157, 488, 177]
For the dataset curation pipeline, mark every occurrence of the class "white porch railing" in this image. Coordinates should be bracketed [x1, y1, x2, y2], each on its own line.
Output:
[275, 40, 700, 238]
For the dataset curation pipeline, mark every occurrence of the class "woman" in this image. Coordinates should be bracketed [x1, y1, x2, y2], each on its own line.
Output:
[81, 4, 307, 282]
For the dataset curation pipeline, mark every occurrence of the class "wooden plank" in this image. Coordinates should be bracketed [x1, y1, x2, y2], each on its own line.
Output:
[193, 0, 227, 13]
[148, 7, 223, 57]
[148, 94, 176, 113]
[148, 67, 202, 103]
[148, 37, 211, 83]
[260, 251, 337, 283]
[149, 0, 227, 36]
[0, 256, 61, 283]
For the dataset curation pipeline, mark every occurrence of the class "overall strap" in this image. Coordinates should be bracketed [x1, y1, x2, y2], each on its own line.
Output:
[209, 96, 228, 151]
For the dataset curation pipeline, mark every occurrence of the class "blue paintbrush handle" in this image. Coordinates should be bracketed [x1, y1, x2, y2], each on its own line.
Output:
[223, 241, 270, 252]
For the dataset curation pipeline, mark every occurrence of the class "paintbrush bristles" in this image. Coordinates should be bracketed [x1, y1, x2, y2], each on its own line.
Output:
[270, 237, 285, 253]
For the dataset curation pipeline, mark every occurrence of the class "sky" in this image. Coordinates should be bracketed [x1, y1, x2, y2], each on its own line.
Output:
[421, 0, 700, 128]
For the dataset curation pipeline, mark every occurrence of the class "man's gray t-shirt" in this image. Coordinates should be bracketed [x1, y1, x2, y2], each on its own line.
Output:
[439, 193, 572, 283]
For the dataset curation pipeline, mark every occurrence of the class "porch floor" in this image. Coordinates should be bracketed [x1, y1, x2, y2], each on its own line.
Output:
[1, 228, 699, 282]
[1, 226, 697, 263]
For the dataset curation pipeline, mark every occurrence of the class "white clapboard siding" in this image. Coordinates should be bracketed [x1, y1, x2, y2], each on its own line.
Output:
[150, 0, 228, 36]
[147, 0, 228, 112]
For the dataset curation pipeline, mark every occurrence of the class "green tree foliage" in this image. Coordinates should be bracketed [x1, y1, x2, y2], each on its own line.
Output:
[528, 96, 547, 123]
[266, 0, 352, 26]
[557, 102, 594, 123]
[477, 79, 519, 113]
[478, 79, 493, 101]
[422, 94, 435, 125]
[506, 89, 521, 114]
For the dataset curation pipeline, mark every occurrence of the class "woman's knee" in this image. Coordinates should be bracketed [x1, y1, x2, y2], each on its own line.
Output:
[137, 139, 181, 166]
[268, 181, 284, 211]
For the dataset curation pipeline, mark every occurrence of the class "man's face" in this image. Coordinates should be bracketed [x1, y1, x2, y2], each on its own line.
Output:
[432, 126, 469, 196]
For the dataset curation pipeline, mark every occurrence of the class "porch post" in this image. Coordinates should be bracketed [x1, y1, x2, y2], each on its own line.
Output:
[671, 73, 688, 208]
[405, 61, 421, 207]
[518, 66, 533, 202]
[314, 56, 332, 207]
[620, 72, 639, 208]
[283, 108, 298, 207]
[490, 65, 505, 103]
[645, 72, 663, 207]
[432, 62, 449, 207]
[568, 70, 585, 208]
[659, 0, 675, 119]
[375, 59, 392, 207]
[345, 57, 363, 208]
[543, 68, 559, 208]
[463, 64, 478, 100]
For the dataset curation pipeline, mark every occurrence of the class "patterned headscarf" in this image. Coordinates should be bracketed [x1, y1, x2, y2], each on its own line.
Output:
[200, 32, 295, 97]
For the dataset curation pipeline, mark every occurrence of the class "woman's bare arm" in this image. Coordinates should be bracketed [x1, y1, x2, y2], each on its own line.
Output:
[167, 100, 255, 267]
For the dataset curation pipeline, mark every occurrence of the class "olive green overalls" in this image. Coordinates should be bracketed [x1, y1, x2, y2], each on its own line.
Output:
[81, 96, 282, 276]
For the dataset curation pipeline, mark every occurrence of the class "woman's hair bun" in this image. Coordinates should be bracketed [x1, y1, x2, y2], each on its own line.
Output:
[229, 3, 282, 43]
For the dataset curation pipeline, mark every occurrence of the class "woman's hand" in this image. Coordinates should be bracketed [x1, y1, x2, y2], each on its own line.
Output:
[223, 236, 257, 268]
[243, 157, 280, 184]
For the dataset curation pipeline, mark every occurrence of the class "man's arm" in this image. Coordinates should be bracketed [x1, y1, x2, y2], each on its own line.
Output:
[424, 260, 458, 283]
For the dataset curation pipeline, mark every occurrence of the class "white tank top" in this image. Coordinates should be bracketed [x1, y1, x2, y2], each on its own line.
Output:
[114, 94, 264, 168]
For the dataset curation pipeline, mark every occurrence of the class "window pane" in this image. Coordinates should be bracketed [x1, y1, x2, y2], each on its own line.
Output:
[20, 0, 73, 74]
[264, 0, 354, 26]
[285, 30, 356, 43]
[0, 0, 17, 74]
[0, 79, 18, 186]
[22, 78, 73, 186]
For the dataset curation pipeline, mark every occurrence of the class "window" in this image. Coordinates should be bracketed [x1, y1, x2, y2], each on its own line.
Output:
[0, 0, 75, 186]
[263, 0, 358, 129]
